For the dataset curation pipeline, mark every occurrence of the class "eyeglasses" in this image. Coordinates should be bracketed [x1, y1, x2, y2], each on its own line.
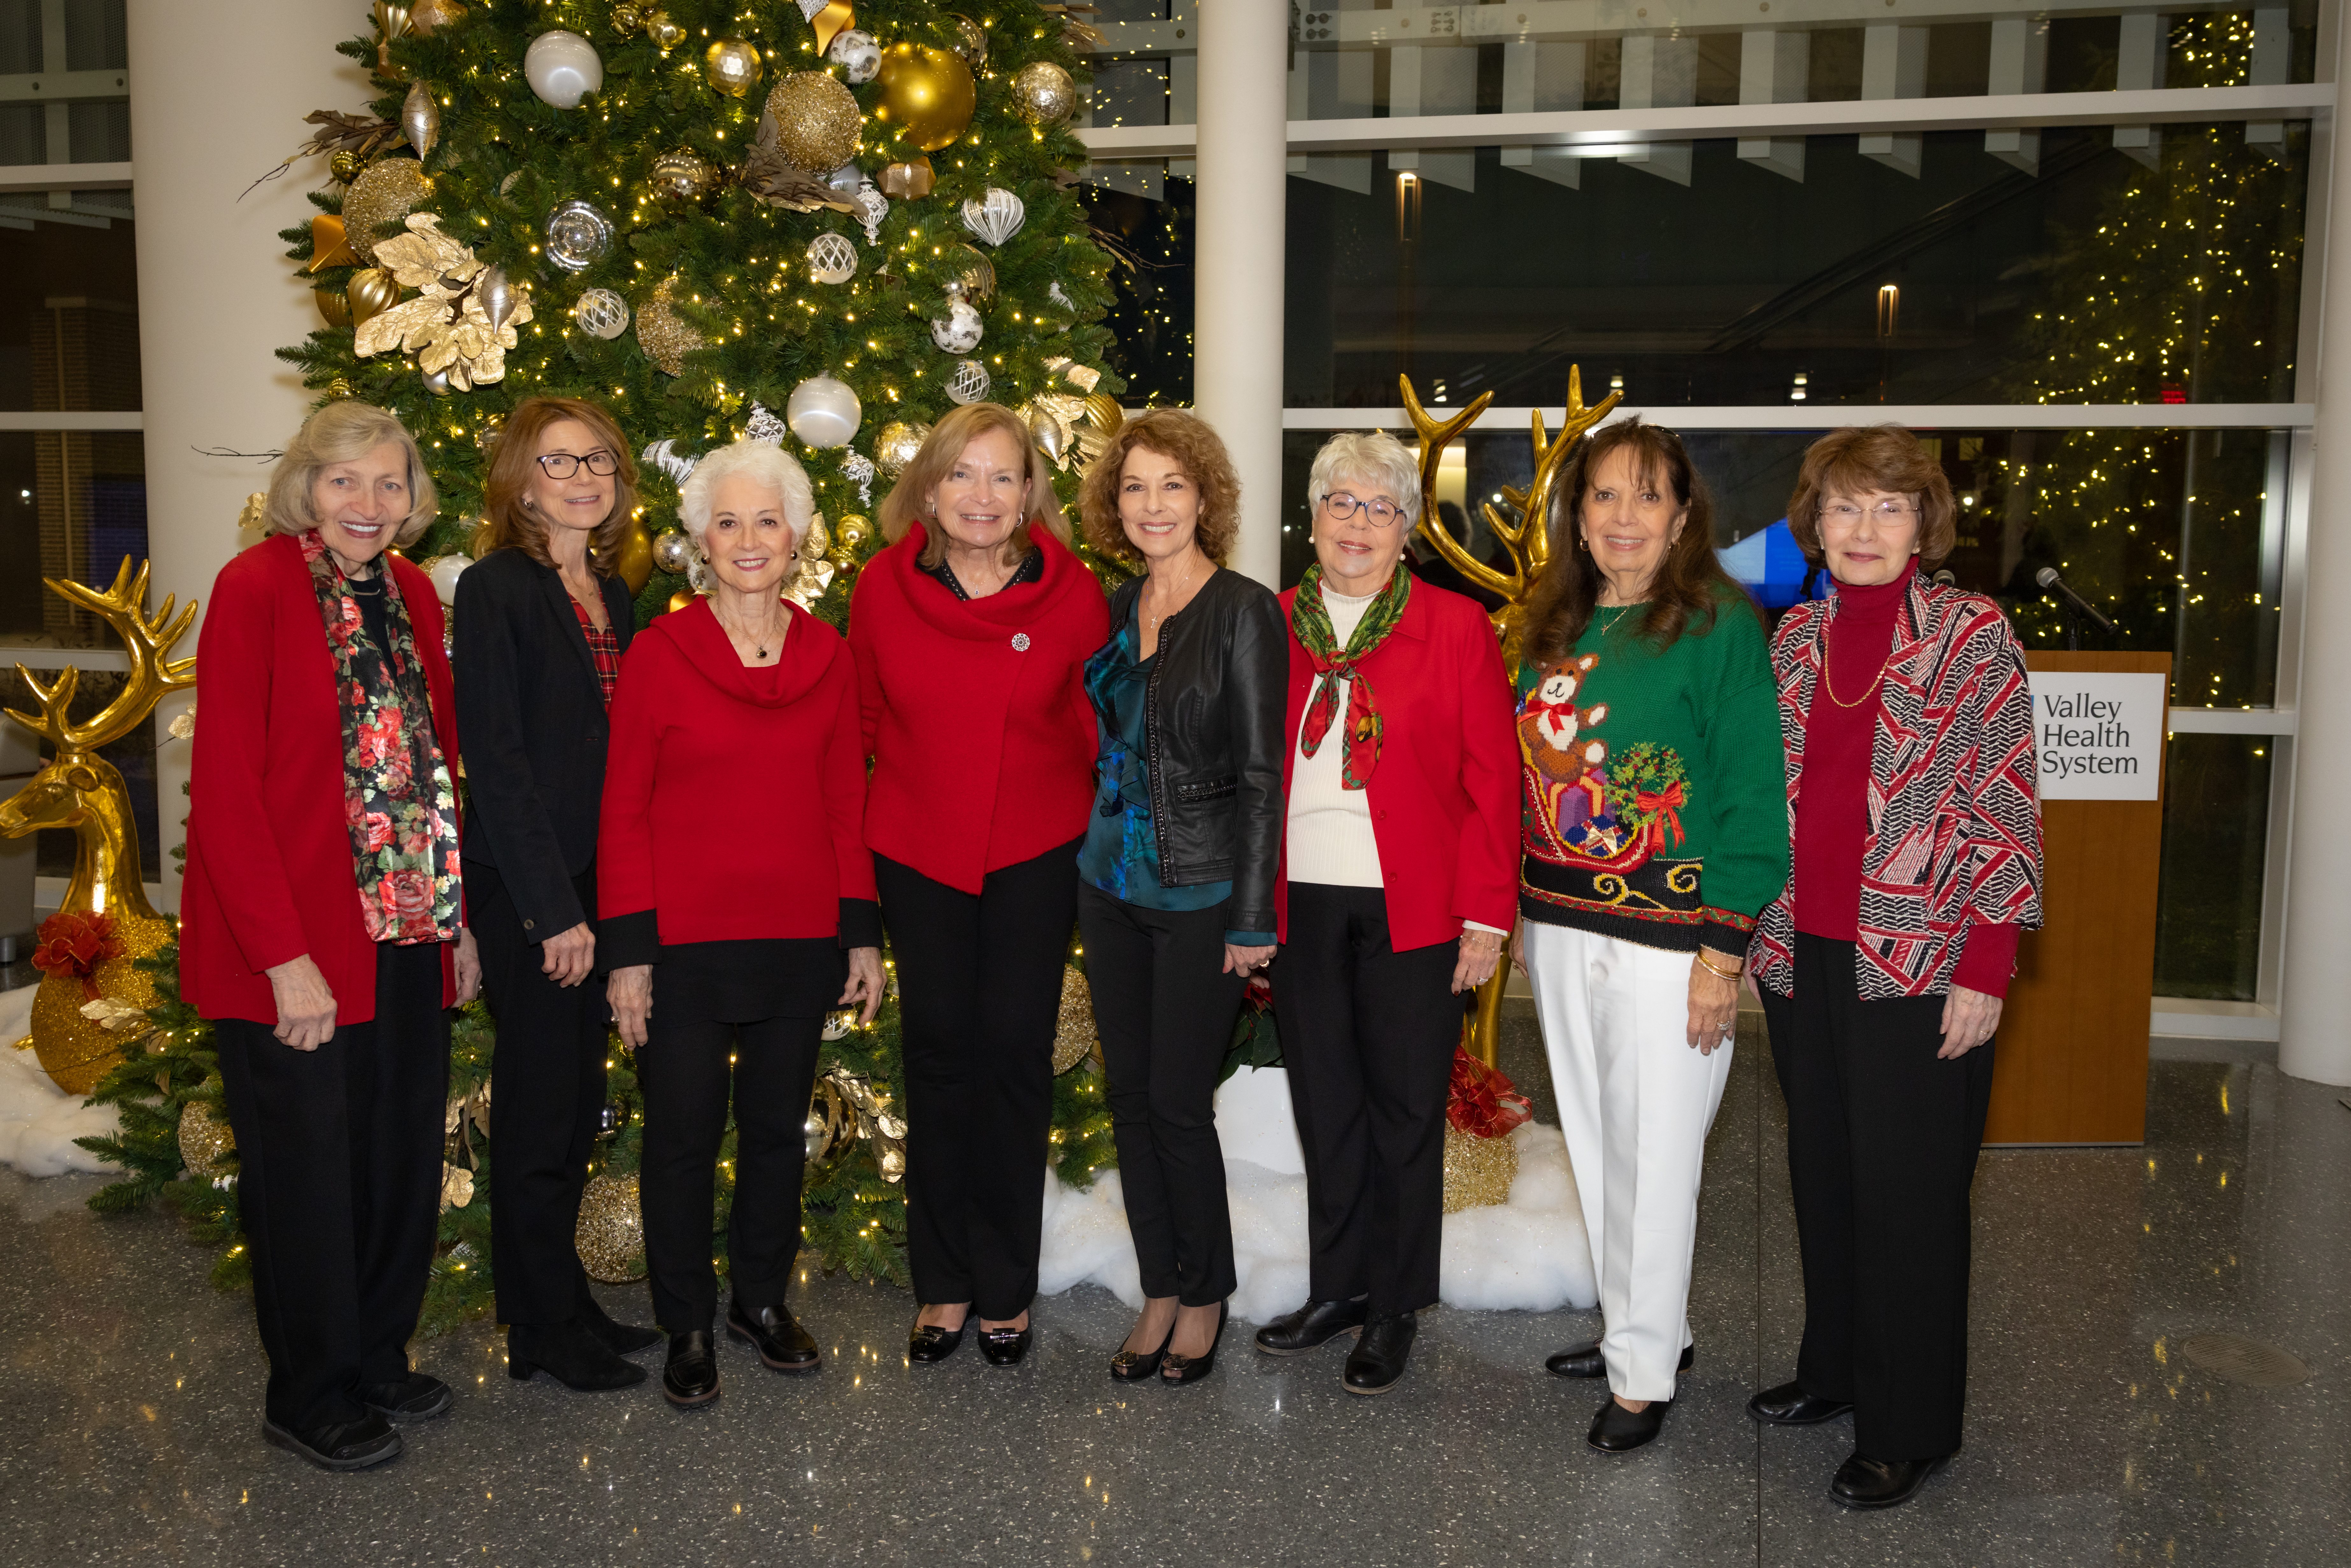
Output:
[536, 451, 620, 479]
[1321, 492, 1403, 529]
[1817, 500, 1916, 524]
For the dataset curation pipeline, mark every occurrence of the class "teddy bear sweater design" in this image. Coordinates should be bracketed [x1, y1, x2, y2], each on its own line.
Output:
[1514, 595, 1789, 958]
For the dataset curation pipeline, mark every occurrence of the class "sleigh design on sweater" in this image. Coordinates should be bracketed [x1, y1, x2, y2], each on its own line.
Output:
[1517, 654, 1698, 923]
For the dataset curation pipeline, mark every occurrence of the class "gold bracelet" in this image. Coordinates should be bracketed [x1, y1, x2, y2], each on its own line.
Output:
[1694, 951, 1744, 981]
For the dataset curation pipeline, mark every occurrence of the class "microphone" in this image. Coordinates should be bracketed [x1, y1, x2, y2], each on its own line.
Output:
[2035, 566, 2116, 634]
[1931, 569, 1956, 587]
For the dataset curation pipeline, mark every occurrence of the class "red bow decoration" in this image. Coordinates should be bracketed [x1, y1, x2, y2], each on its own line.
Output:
[1446, 1044, 1533, 1140]
[31, 911, 123, 1000]
[1634, 780, 1687, 853]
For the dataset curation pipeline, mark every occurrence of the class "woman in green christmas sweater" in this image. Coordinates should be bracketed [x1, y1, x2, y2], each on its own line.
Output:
[1511, 419, 1789, 1455]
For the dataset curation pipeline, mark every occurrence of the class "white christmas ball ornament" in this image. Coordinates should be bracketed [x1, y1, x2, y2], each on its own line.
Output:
[786, 375, 863, 449]
[960, 187, 1026, 247]
[573, 287, 630, 339]
[945, 359, 991, 405]
[807, 232, 858, 285]
[828, 29, 882, 84]
[427, 554, 471, 607]
[524, 30, 604, 110]
[930, 299, 984, 354]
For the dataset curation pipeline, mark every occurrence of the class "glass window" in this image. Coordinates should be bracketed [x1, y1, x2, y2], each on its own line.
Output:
[2155, 734, 2269, 1000]
[0, 430, 150, 647]
[1084, 176, 1196, 406]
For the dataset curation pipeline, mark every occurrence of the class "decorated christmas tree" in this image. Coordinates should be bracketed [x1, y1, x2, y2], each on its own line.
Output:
[80, 0, 1129, 1330]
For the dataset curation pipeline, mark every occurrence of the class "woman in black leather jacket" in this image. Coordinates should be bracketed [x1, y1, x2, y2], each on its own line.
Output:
[1074, 409, 1286, 1386]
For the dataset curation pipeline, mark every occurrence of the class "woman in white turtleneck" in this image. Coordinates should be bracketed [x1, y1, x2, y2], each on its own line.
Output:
[1251, 430, 1520, 1396]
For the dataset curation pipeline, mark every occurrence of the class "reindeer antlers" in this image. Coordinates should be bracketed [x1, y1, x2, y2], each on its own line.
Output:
[2, 559, 197, 754]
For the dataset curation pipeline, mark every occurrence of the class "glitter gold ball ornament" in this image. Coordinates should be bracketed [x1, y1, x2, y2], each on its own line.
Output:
[763, 70, 863, 174]
[544, 199, 616, 271]
[644, 10, 683, 49]
[702, 37, 764, 98]
[346, 266, 400, 327]
[524, 28, 605, 108]
[575, 1171, 646, 1282]
[827, 27, 881, 84]
[1008, 60, 1078, 127]
[1440, 1124, 1519, 1214]
[341, 157, 433, 263]
[647, 147, 720, 205]
[329, 148, 364, 183]
[636, 275, 702, 375]
[27, 915, 171, 1095]
[177, 1100, 235, 1180]
[944, 358, 991, 404]
[806, 231, 858, 285]
[573, 286, 630, 338]
[651, 528, 693, 574]
[872, 420, 928, 477]
[946, 13, 988, 67]
[1053, 964, 1097, 1074]
[871, 42, 976, 153]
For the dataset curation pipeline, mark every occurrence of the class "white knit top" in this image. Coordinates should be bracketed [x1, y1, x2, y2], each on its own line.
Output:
[1285, 587, 1385, 888]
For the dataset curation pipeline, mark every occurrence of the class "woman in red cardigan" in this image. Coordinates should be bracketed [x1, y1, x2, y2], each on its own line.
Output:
[599, 438, 885, 1409]
[183, 400, 480, 1473]
[849, 402, 1108, 1368]
[1252, 431, 1520, 1394]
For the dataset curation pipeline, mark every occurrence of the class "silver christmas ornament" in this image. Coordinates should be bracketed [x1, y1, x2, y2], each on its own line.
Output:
[421, 363, 453, 395]
[652, 529, 693, 574]
[827, 28, 881, 84]
[475, 265, 518, 333]
[785, 375, 862, 448]
[743, 401, 790, 444]
[959, 187, 1025, 247]
[544, 200, 615, 271]
[402, 80, 441, 161]
[807, 232, 858, 285]
[930, 299, 984, 354]
[853, 181, 888, 246]
[572, 287, 630, 338]
[524, 29, 604, 109]
[944, 358, 991, 405]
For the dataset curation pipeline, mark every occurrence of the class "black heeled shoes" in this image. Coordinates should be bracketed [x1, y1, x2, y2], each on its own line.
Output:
[1588, 1395, 1672, 1453]
[1160, 1303, 1228, 1386]
[509, 1319, 649, 1392]
[1110, 1317, 1176, 1382]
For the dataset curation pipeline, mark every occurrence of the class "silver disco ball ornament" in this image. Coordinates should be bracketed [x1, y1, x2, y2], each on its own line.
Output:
[544, 200, 615, 272]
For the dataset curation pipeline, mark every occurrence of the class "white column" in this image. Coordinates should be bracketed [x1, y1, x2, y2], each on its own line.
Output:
[2113, 13, 2167, 169]
[1618, 35, 1696, 186]
[1860, 24, 1928, 177]
[2277, 16, 2351, 1086]
[1502, 39, 1586, 188]
[1193, 0, 1288, 588]
[1984, 17, 2048, 173]
[127, 0, 366, 911]
[1737, 30, 1809, 183]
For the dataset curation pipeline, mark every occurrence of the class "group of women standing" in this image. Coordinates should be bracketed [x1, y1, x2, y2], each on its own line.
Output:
[181, 389, 2040, 1513]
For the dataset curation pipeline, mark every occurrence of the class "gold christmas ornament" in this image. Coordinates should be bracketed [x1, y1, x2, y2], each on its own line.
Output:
[177, 1100, 235, 1180]
[665, 588, 699, 614]
[761, 70, 863, 174]
[3, 561, 193, 1095]
[635, 274, 703, 376]
[948, 242, 995, 303]
[945, 13, 988, 67]
[374, 0, 412, 74]
[877, 158, 934, 199]
[341, 157, 433, 263]
[401, 80, 440, 162]
[646, 147, 720, 206]
[871, 420, 928, 477]
[1441, 1124, 1518, 1213]
[408, 0, 464, 33]
[439, 1161, 475, 1211]
[305, 214, 359, 273]
[702, 37, 765, 98]
[609, 522, 655, 593]
[575, 1171, 646, 1282]
[804, 1074, 853, 1169]
[644, 10, 684, 49]
[346, 267, 400, 327]
[1008, 60, 1078, 127]
[353, 214, 535, 391]
[871, 42, 976, 153]
[329, 149, 365, 183]
[315, 287, 353, 330]
[610, 1, 644, 29]
[651, 528, 693, 574]
[1053, 964, 1097, 1074]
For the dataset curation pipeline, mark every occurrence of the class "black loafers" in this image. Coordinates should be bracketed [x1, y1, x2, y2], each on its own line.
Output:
[1588, 1396, 1672, 1453]
[908, 1320, 965, 1365]
[1546, 1339, 1694, 1380]
[977, 1322, 1033, 1367]
[1341, 1310, 1417, 1394]
[1254, 1297, 1368, 1355]
[662, 1330, 721, 1407]
[509, 1319, 649, 1391]
[1830, 1452, 1949, 1509]
[263, 1412, 402, 1472]
[357, 1372, 453, 1423]
[727, 1300, 821, 1373]
[1747, 1380, 1854, 1426]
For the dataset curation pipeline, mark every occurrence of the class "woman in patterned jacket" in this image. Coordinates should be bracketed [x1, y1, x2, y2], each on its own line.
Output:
[1743, 425, 2043, 1511]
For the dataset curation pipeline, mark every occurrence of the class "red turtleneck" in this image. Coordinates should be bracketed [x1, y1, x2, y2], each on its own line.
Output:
[1792, 558, 2018, 996]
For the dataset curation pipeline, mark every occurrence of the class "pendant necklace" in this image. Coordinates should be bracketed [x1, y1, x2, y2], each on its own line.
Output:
[1147, 559, 1198, 632]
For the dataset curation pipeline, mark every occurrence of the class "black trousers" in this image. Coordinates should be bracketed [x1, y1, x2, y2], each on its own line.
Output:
[1077, 884, 1247, 1307]
[877, 838, 1080, 1320]
[473, 861, 609, 1328]
[1759, 933, 1997, 1461]
[212, 940, 449, 1433]
[1271, 883, 1463, 1315]
[636, 969, 823, 1334]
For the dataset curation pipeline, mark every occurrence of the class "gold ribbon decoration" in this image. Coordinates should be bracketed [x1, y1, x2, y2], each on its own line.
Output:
[306, 214, 359, 273]
[806, 0, 855, 54]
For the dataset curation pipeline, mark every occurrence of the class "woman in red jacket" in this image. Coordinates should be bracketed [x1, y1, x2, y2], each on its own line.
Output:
[850, 402, 1108, 1368]
[599, 438, 885, 1409]
[183, 400, 481, 1473]
[1251, 431, 1520, 1394]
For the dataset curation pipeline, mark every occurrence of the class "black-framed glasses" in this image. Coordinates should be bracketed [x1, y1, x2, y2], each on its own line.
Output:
[1321, 492, 1402, 529]
[536, 451, 620, 479]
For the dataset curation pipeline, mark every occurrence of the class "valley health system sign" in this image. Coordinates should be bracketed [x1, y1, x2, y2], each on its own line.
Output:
[2027, 671, 2167, 801]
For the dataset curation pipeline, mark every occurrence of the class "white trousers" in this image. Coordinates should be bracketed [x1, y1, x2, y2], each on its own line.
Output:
[1526, 921, 1734, 1402]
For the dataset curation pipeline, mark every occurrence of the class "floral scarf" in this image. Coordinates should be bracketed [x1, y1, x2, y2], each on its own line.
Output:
[300, 529, 461, 944]
[1290, 561, 1410, 790]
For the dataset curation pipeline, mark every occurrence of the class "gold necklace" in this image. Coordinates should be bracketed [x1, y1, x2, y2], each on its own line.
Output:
[716, 601, 785, 661]
[1145, 558, 1200, 631]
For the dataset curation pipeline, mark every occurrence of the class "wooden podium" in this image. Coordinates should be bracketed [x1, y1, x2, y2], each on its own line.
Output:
[1985, 652, 2171, 1146]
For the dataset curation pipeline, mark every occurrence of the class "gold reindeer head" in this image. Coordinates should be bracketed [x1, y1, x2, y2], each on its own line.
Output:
[1, 559, 197, 923]
[1404, 366, 1623, 651]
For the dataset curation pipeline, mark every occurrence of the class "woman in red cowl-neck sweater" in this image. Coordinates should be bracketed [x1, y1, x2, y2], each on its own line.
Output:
[849, 402, 1108, 1370]
[1745, 425, 2043, 1512]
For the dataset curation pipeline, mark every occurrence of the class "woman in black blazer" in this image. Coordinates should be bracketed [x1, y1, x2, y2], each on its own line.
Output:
[453, 395, 660, 1391]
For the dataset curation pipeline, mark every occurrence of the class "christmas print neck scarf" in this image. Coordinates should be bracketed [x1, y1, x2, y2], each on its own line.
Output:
[1291, 562, 1410, 790]
[300, 530, 461, 944]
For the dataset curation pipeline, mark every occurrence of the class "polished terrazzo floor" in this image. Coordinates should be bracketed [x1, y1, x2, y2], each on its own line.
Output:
[0, 1005, 2343, 1568]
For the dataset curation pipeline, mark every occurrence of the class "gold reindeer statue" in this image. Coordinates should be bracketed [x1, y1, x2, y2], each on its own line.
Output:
[1401, 368, 1621, 1065]
[3, 559, 196, 1093]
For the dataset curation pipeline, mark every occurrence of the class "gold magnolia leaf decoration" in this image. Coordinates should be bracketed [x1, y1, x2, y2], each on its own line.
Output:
[352, 213, 534, 390]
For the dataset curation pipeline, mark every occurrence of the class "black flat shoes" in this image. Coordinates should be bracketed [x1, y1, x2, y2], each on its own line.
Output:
[727, 1301, 820, 1373]
[358, 1372, 453, 1422]
[263, 1412, 402, 1471]
[1588, 1396, 1672, 1453]
[977, 1322, 1033, 1367]
[1161, 1303, 1228, 1386]
[662, 1330, 721, 1407]
[1546, 1339, 1694, 1380]
[1254, 1297, 1367, 1355]
[1830, 1452, 1949, 1509]
[1342, 1311, 1417, 1395]
[1746, 1380, 1854, 1426]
